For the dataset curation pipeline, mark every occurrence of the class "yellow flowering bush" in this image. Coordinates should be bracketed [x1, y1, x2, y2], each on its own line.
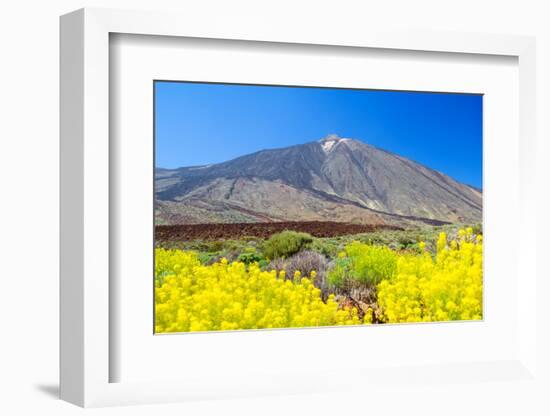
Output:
[155, 226, 482, 330]
[376, 228, 482, 323]
[155, 248, 360, 333]
[328, 243, 397, 289]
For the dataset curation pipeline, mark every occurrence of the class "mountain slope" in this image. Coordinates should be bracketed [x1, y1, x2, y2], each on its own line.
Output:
[155, 135, 482, 226]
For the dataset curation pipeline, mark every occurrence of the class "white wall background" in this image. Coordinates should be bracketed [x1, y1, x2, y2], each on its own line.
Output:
[0, 1, 548, 415]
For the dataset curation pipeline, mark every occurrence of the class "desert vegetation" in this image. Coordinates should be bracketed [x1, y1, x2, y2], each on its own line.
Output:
[155, 223, 483, 332]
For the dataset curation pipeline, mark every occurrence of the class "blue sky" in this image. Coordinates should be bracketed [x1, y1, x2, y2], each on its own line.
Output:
[155, 81, 483, 188]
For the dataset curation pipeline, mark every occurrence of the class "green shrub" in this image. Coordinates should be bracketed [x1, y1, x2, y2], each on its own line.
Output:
[309, 238, 339, 258]
[327, 257, 352, 289]
[262, 231, 313, 260]
[345, 242, 397, 285]
[471, 223, 483, 236]
[328, 242, 397, 289]
[358, 234, 386, 246]
[198, 252, 216, 264]
[397, 235, 416, 247]
[237, 247, 264, 264]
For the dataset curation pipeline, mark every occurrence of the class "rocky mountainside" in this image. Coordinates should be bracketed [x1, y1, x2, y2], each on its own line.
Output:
[155, 135, 482, 226]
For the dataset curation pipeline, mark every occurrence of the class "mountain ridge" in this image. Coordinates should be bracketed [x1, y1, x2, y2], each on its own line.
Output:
[155, 135, 482, 226]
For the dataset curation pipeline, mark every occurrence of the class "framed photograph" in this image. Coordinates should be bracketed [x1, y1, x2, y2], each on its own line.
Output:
[153, 81, 484, 333]
[60, 8, 539, 408]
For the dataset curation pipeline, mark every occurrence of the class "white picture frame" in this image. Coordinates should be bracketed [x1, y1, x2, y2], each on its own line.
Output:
[60, 7, 539, 408]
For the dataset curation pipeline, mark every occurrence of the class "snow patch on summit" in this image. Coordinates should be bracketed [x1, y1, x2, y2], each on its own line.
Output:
[320, 135, 351, 153]
[322, 140, 337, 153]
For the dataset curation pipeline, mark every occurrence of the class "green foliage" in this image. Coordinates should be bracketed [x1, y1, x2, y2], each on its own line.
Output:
[195, 240, 225, 252]
[262, 231, 313, 260]
[471, 223, 483, 235]
[397, 234, 417, 247]
[328, 242, 397, 289]
[310, 238, 339, 258]
[237, 247, 264, 264]
[346, 242, 397, 285]
[197, 251, 216, 265]
[327, 257, 352, 289]
[358, 234, 386, 246]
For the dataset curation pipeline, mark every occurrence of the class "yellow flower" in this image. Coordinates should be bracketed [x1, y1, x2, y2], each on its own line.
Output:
[376, 231, 483, 323]
[155, 227, 482, 330]
[154, 248, 359, 332]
